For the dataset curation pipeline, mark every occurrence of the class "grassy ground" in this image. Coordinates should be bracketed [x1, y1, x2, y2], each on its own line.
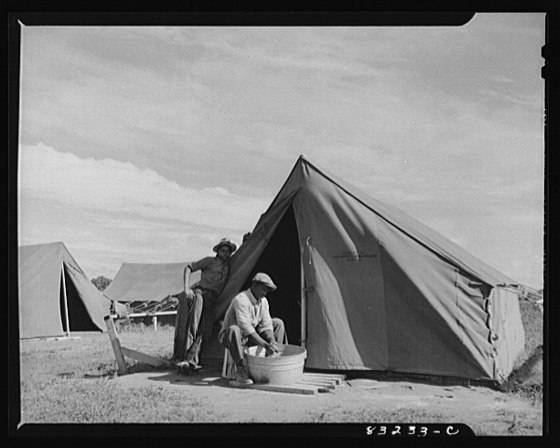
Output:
[505, 300, 543, 403]
[16, 299, 544, 431]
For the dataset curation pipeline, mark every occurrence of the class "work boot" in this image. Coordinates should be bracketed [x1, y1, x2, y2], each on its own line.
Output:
[231, 361, 253, 386]
[189, 362, 203, 372]
[176, 361, 191, 375]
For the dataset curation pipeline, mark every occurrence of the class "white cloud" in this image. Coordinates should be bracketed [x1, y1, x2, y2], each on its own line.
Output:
[17, 19, 545, 288]
[19, 143, 268, 231]
[18, 143, 269, 276]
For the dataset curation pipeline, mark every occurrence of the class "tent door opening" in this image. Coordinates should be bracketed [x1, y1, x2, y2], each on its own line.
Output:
[242, 205, 304, 346]
[59, 265, 98, 333]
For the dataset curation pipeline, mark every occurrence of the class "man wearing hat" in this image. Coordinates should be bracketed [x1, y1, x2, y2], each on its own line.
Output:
[172, 237, 237, 374]
[219, 272, 286, 385]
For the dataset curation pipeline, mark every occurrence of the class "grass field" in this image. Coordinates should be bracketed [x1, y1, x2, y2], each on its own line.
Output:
[15, 298, 544, 432]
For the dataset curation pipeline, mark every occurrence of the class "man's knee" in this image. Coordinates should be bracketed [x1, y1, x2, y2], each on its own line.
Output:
[272, 318, 284, 330]
[220, 325, 242, 344]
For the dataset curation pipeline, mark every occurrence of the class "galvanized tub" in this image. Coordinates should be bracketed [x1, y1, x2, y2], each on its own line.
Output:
[244, 344, 307, 385]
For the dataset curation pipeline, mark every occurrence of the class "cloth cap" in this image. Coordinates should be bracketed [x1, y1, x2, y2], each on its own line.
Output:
[213, 238, 237, 253]
[252, 272, 277, 291]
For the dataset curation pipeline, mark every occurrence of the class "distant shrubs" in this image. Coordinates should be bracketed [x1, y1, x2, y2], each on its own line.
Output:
[91, 276, 112, 291]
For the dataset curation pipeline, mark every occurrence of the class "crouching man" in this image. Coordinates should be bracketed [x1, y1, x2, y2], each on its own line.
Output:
[218, 273, 286, 385]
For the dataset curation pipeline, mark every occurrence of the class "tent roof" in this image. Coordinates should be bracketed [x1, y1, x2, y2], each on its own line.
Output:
[299, 155, 516, 286]
[215, 155, 517, 318]
[104, 262, 201, 302]
[19, 241, 86, 279]
[267, 155, 515, 286]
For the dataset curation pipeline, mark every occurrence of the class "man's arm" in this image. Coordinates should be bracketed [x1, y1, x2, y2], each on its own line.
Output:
[184, 266, 194, 299]
[183, 257, 211, 299]
[256, 299, 274, 339]
[247, 331, 278, 355]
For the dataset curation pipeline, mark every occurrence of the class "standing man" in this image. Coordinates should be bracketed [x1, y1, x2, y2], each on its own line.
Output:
[173, 237, 237, 374]
[219, 273, 286, 385]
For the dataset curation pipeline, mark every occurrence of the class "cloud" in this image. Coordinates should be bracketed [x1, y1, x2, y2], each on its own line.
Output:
[18, 143, 269, 276]
[19, 143, 268, 231]
[17, 19, 545, 288]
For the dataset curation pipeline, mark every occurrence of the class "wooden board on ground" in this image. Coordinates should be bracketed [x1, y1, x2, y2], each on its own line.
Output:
[250, 383, 320, 395]
[301, 373, 346, 385]
[241, 372, 346, 395]
[304, 372, 346, 381]
[121, 346, 172, 368]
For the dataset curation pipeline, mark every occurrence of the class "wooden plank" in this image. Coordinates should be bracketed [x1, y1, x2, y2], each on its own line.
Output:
[249, 383, 318, 395]
[303, 372, 346, 381]
[121, 347, 171, 367]
[296, 379, 337, 389]
[302, 375, 342, 385]
[104, 316, 128, 375]
[125, 311, 177, 318]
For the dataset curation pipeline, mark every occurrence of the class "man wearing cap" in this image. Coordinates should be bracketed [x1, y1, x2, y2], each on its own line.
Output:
[172, 237, 237, 374]
[219, 272, 286, 385]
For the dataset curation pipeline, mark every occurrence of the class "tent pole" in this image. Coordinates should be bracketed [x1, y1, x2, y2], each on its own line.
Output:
[61, 266, 70, 337]
[300, 250, 306, 349]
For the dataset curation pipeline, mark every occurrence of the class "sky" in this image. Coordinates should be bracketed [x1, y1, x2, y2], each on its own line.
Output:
[17, 13, 546, 289]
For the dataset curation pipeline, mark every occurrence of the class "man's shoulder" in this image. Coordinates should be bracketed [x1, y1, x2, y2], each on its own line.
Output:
[233, 290, 251, 303]
[234, 289, 249, 299]
[191, 256, 214, 266]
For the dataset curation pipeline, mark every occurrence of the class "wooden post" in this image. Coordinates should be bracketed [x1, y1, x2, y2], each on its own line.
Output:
[300, 245, 307, 349]
[61, 267, 70, 337]
[104, 316, 128, 375]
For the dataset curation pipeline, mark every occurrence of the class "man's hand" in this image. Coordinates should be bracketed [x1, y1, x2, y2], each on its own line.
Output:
[185, 287, 195, 300]
[264, 341, 279, 356]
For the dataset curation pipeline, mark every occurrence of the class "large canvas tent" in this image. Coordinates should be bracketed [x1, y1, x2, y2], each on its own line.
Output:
[214, 155, 525, 383]
[18, 242, 110, 339]
[104, 262, 201, 303]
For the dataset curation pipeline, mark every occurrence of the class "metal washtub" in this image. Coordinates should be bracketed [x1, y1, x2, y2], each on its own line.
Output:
[244, 344, 307, 385]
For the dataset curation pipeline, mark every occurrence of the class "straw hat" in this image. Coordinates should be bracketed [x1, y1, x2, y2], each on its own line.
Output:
[213, 237, 237, 253]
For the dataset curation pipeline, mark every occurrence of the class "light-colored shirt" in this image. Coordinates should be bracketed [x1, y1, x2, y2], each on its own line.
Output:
[188, 256, 229, 293]
[221, 288, 274, 338]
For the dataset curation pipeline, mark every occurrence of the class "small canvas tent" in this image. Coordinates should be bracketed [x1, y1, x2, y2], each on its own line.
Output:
[104, 262, 201, 304]
[18, 242, 110, 339]
[214, 155, 525, 383]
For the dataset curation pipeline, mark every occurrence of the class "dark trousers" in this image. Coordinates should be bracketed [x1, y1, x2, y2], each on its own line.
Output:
[172, 288, 217, 365]
[219, 318, 286, 365]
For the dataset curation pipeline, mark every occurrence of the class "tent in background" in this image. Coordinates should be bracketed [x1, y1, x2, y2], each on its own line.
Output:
[104, 262, 201, 304]
[214, 155, 525, 383]
[18, 242, 111, 339]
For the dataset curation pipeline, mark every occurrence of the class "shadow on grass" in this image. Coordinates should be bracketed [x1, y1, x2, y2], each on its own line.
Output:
[122, 358, 239, 389]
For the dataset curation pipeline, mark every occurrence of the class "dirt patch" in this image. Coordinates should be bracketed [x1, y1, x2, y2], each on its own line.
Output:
[107, 361, 542, 434]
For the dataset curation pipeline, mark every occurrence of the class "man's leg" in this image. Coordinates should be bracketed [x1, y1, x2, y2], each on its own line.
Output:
[219, 325, 245, 365]
[185, 289, 216, 367]
[181, 289, 204, 367]
[172, 292, 190, 362]
[219, 325, 253, 385]
[272, 317, 286, 345]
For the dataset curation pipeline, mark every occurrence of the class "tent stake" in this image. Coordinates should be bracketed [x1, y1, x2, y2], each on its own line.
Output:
[61, 266, 70, 337]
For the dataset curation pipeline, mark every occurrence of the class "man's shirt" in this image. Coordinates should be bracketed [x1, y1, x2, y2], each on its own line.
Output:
[188, 256, 229, 293]
[221, 288, 274, 338]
